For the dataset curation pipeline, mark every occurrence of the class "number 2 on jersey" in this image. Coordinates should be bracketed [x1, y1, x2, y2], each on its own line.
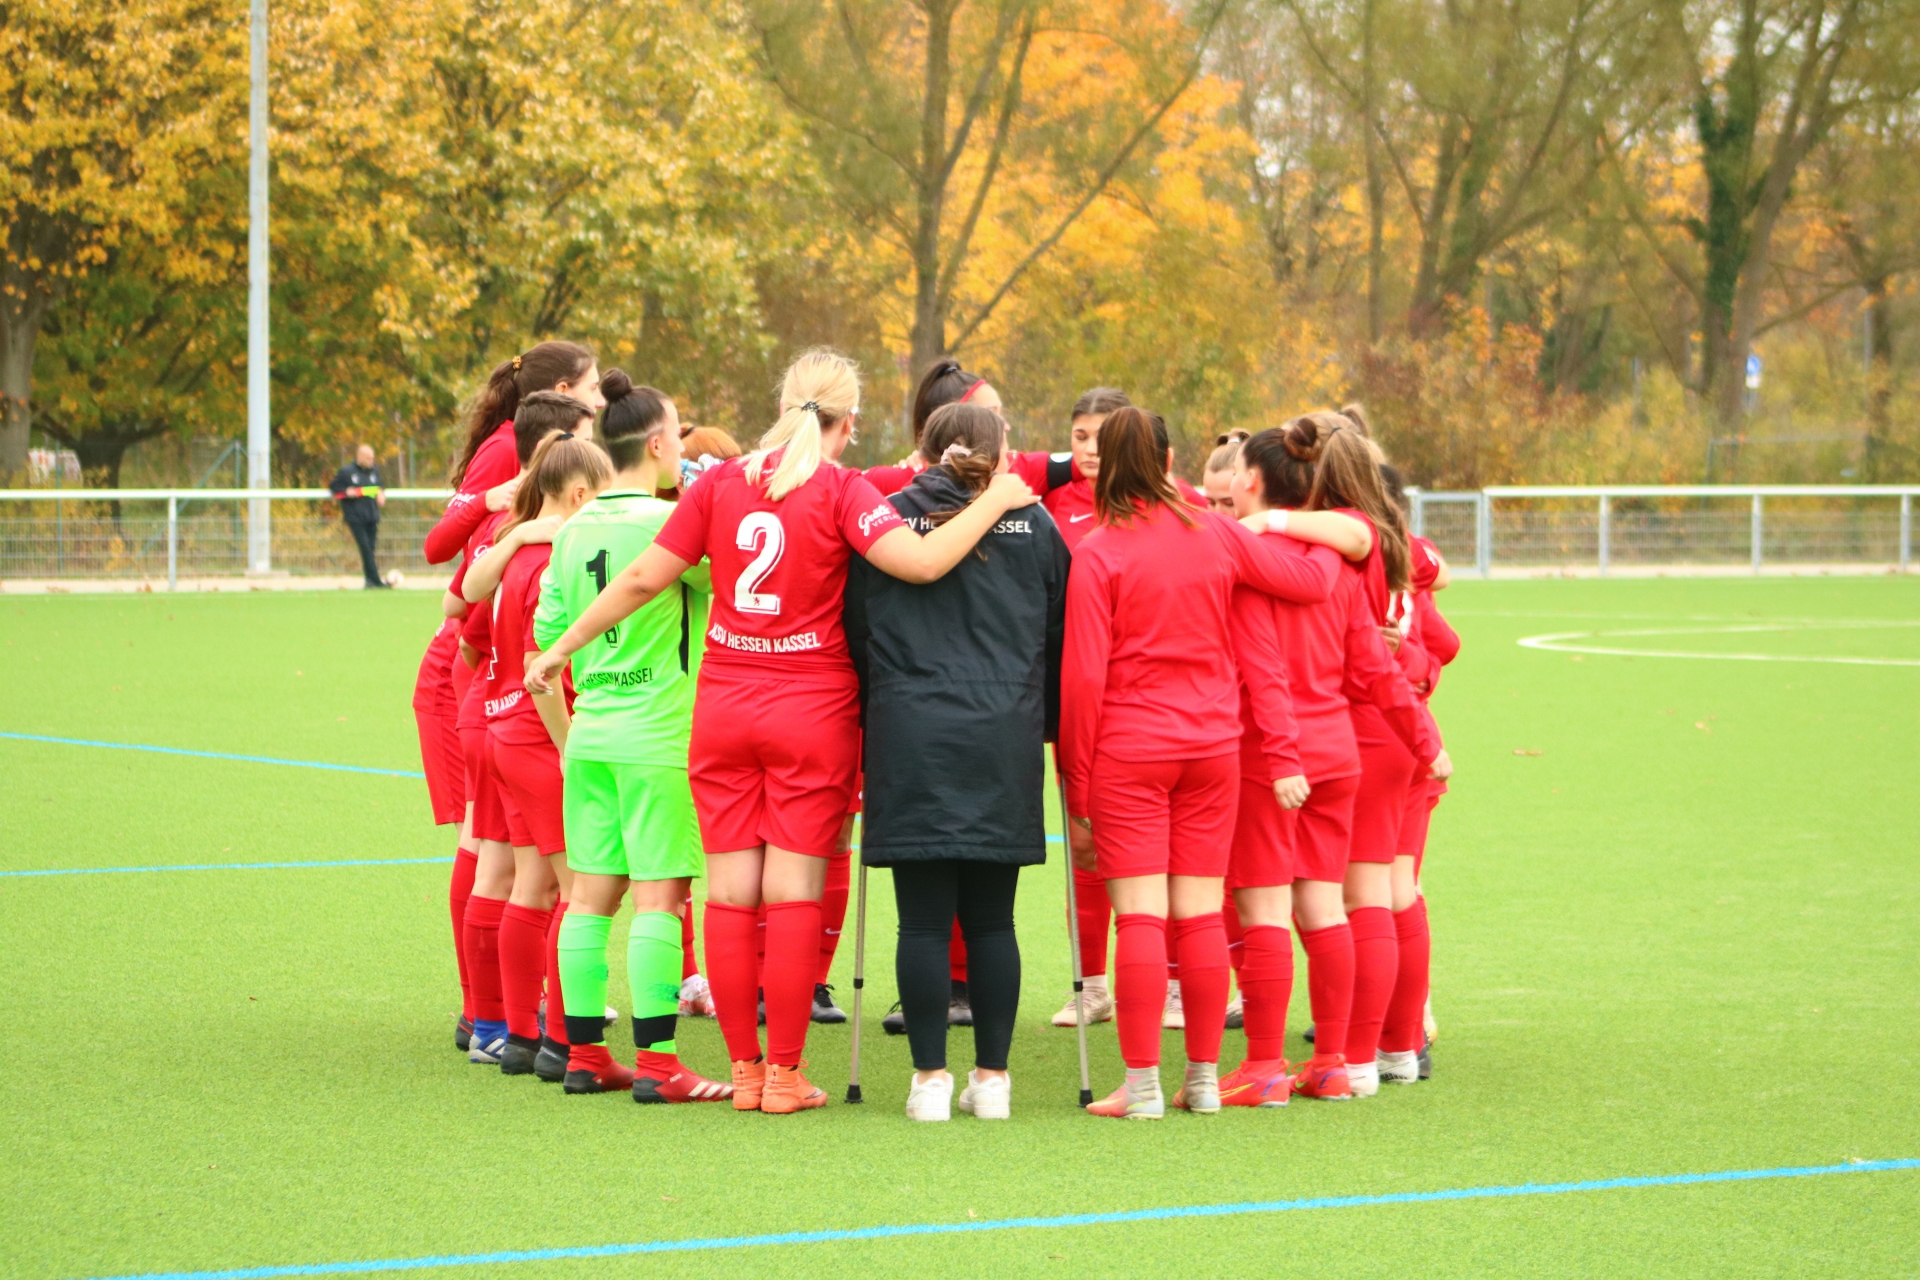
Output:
[584, 549, 620, 646]
[734, 511, 784, 615]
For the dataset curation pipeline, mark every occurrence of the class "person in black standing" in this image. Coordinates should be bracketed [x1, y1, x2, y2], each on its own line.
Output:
[331, 444, 389, 588]
[845, 402, 1069, 1123]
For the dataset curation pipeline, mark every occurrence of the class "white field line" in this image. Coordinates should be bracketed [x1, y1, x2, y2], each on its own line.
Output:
[1517, 620, 1920, 666]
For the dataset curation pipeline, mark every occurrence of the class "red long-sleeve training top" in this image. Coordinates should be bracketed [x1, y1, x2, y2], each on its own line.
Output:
[1393, 535, 1459, 696]
[1059, 504, 1336, 816]
[1237, 530, 1438, 782]
[423, 423, 517, 565]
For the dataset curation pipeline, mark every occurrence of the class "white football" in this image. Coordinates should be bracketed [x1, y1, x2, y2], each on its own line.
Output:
[385, 570, 406, 587]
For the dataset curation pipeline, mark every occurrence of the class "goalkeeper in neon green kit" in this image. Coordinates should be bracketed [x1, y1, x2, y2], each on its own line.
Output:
[534, 371, 731, 1101]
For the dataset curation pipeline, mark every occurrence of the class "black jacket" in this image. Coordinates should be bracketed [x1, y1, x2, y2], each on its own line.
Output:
[846, 467, 1069, 867]
[329, 463, 382, 524]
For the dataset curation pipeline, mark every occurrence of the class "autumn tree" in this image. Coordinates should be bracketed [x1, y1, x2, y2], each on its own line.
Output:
[0, 0, 243, 476]
[742, 0, 1229, 397]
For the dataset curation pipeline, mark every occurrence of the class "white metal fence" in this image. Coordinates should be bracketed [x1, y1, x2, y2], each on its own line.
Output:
[1, 485, 1915, 585]
[1396, 485, 1913, 578]
[0, 488, 456, 587]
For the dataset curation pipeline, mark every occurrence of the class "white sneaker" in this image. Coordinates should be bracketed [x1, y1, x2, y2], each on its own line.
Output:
[1051, 979, 1114, 1027]
[1378, 1050, 1420, 1084]
[1347, 1059, 1380, 1098]
[906, 1072, 953, 1122]
[1223, 993, 1244, 1029]
[1175, 1061, 1220, 1114]
[957, 1070, 1011, 1120]
[1162, 979, 1185, 1030]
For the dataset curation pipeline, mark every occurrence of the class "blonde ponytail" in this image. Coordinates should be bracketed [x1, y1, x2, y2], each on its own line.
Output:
[746, 348, 861, 500]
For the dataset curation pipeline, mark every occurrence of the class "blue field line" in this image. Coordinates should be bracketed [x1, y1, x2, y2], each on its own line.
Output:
[79, 1158, 1919, 1280]
[1, 732, 425, 778]
[0, 857, 453, 879]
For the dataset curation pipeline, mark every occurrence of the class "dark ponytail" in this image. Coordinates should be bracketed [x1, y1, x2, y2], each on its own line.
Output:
[917, 403, 1004, 531]
[1093, 407, 1194, 527]
[450, 340, 596, 486]
[911, 357, 985, 444]
[597, 368, 673, 472]
[1240, 427, 1315, 510]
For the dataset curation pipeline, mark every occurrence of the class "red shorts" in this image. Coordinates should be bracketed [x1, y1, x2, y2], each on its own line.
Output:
[1292, 772, 1359, 884]
[1087, 750, 1238, 880]
[488, 735, 567, 856]
[1350, 732, 1420, 864]
[1403, 776, 1446, 874]
[1226, 776, 1298, 890]
[461, 724, 510, 844]
[689, 674, 860, 858]
[414, 708, 465, 826]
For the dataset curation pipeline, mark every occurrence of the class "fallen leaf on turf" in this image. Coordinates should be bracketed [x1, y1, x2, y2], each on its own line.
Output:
[1513, 749, 1543, 756]
[1570, 655, 1584, 662]
[337, 716, 348, 722]
[967, 1210, 977, 1219]
[660, 1195, 678, 1202]
[1695, 722, 1711, 732]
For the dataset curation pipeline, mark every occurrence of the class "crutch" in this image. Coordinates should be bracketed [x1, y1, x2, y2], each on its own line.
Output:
[1056, 774, 1094, 1107]
[845, 861, 870, 1103]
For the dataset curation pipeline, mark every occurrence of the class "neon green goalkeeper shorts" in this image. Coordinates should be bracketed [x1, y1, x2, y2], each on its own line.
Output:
[562, 758, 704, 881]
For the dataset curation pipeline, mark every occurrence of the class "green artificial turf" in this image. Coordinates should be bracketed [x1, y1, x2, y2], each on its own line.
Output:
[2, 579, 1917, 1279]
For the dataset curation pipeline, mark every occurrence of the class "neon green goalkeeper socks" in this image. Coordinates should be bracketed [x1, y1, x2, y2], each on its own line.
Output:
[556, 911, 613, 1046]
[628, 910, 683, 1053]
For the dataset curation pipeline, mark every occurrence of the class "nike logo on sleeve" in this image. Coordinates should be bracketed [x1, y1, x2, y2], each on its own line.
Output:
[1070, 514, 1092, 523]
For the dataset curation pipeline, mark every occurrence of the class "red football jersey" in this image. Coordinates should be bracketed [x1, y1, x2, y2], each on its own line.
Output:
[427, 422, 516, 565]
[485, 542, 573, 745]
[1057, 505, 1336, 816]
[655, 454, 906, 687]
[454, 510, 509, 731]
[1043, 476, 1098, 551]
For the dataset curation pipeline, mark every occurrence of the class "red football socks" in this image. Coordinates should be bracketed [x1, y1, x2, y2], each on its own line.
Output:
[1381, 898, 1431, 1054]
[703, 902, 763, 1063]
[818, 850, 850, 985]
[1073, 867, 1112, 977]
[461, 894, 507, 1024]
[1239, 924, 1294, 1063]
[499, 904, 553, 1043]
[1222, 897, 1246, 974]
[545, 901, 570, 1047]
[763, 900, 824, 1065]
[1345, 906, 1398, 1067]
[1298, 921, 1353, 1064]
[1113, 913, 1169, 1068]
[449, 848, 478, 1019]
[680, 899, 697, 981]
[1171, 913, 1229, 1065]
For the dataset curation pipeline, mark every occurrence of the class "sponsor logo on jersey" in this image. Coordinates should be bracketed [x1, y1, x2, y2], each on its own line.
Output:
[579, 667, 656, 690]
[709, 622, 822, 654]
[857, 503, 897, 537]
[991, 518, 1032, 535]
[483, 689, 523, 717]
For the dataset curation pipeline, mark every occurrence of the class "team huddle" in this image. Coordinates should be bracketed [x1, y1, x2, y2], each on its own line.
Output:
[411, 340, 1459, 1121]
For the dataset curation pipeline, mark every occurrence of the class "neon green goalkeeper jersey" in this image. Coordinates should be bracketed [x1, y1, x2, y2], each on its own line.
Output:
[534, 490, 710, 767]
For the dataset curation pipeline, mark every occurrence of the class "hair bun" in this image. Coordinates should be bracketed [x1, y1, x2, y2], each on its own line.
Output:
[599, 368, 633, 402]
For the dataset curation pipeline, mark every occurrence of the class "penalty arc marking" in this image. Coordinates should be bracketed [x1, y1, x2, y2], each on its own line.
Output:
[1518, 620, 1920, 667]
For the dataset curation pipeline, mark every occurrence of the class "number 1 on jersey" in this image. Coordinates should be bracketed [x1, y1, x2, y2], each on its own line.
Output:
[734, 512, 784, 615]
[584, 549, 620, 646]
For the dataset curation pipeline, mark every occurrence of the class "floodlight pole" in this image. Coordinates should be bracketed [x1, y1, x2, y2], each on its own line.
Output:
[246, 0, 272, 573]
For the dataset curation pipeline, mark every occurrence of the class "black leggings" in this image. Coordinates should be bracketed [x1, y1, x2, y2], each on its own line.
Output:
[891, 861, 1021, 1071]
